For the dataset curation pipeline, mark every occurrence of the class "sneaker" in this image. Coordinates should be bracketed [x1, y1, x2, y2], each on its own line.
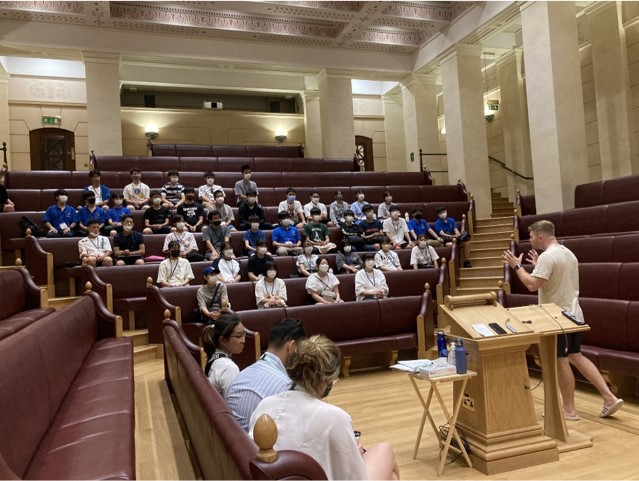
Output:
[463, 260, 472, 268]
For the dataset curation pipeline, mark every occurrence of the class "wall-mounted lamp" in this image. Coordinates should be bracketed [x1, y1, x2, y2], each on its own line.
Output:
[145, 125, 159, 140]
[440, 127, 446, 135]
[275, 129, 288, 142]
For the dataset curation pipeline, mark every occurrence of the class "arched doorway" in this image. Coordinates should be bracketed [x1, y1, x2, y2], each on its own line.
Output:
[355, 135, 374, 171]
[29, 128, 75, 170]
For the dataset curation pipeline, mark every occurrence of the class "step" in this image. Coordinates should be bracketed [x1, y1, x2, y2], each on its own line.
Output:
[124, 329, 149, 348]
[455, 286, 502, 296]
[475, 223, 514, 234]
[464, 256, 503, 268]
[491, 212, 516, 219]
[476, 216, 513, 227]
[492, 208, 516, 216]
[471, 247, 508, 258]
[458, 266, 504, 278]
[458, 276, 504, 288]
[491, 200, 514, 209]
[472, 231, 514, 241]
[134, 344, 162, 365]
[471, 238, 511, 249]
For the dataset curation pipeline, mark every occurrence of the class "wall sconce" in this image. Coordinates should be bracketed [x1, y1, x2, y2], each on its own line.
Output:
[145, 125, 159, 140]
[440, 127, 446, 135]
[275, 129, 288, 142]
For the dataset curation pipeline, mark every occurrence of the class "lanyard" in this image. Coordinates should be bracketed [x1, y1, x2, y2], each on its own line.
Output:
[168, 259, 180, 279]
[264, 279, 276, 296]
[365, 270, 376, 287]
[418, 248, 432, 264]
[315, 273, 332, 290]
[223, 259, 238, 276]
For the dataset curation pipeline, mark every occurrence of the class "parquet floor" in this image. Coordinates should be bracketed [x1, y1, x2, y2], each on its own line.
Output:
[135, 359, 639, 480]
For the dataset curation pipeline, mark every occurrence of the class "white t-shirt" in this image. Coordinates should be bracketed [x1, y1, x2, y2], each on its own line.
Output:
[157, 258, 195, 286]
[198, 183, 225, 203]
[305, 272, 340, 299]
[354, 268, 389, 301]
[255, 277, 288, 308]
[374, 249, 401, 270]
[278, 200, 303, 218]
[78, 235, 111, 259]
[216, 258, 241, 283]
[163, 231, 198, 253]
[123, 182, 150, 202]
[207, 352, 240, 399]
[382, 217, 409, 243]
[410, 245, 439, 267]
[303, 201, 328, 218]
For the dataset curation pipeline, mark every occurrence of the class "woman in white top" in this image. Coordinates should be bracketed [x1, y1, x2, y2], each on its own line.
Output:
[374, 238, 402, 272]
[355, 253, 389, 302]
[202, 313, 245, 398]
[255, 262, 288, 308]
[306, 258, 343, 304]
[297, 240, 319, 277]
[212, 242, 241, 283]
[410, 235, 440, 270]
[249, 335, 399, 480]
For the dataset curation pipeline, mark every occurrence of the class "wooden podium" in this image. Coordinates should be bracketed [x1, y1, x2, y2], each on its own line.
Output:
[438, 293, 559, 475]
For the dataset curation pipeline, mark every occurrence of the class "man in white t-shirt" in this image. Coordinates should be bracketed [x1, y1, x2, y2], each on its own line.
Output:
[382, 205, 413, 249]
[502, 220, 623, 420]
[157, 240, 195, 287]
[303, 190, 331, 226]
[78, 219, 113, 266]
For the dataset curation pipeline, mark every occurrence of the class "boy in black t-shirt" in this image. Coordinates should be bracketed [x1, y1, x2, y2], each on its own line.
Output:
[113, 215, 145, 265]
[247, 240, 274, 281]
[177, 187, 205, 232]
[359, 204, 384, 251]
[143, 190, 172, 234]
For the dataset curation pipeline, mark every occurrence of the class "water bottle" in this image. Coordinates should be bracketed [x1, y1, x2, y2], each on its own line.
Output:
[455, 338, 467, 374]
[436, 331, 448, 358]
[405, 212, 410, 222]
[448, 342, 455, 366]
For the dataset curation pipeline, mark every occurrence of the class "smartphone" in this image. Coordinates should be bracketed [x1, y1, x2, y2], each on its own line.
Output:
[505, 323, 517, 333]
[562, 310, 585, 325]
[489, 322, 507, 335]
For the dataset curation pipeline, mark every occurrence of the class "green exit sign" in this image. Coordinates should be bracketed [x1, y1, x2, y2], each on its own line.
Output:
[488, 104, 499, 111]
[42, 116, 61, 126]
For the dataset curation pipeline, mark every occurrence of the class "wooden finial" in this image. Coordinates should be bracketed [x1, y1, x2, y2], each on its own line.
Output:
[163, 309, 171, 320]
[253, 414, 279, 463]
[146, 276, 153, 287]
[82, 256, 88, 266]
[15, 258, 22, 266]
[424, 282, 431, 291]
[25, 228, 32, 237]
[441, 258, 447, 265]
[516, 188, 521, 194]
[85, 282, 92, 291]
[462, 213, 466, 219]
[498, 280, 503, 288]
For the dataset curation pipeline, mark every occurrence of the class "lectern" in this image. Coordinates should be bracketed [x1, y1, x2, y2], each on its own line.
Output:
[438, 293, 559, 475]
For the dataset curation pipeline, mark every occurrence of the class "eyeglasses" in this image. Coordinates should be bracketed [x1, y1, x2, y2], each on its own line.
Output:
[228, 331, 246, 339]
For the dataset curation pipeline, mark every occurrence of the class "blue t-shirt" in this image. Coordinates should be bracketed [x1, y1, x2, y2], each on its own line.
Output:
[78, 205, 107, 226]
[408, 218, 430, 237]
[434, 217, 458, 236]
[107, 206, 131, 223]
[243, 229, 265, 248]
[43, 204, 78, 230]
[358, 219, 384, 239]
[272, 225, 301, 245]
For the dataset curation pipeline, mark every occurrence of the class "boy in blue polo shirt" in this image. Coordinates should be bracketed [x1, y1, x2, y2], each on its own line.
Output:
[105, 192, 132, 237]
[77, 191, 107, 236]
[243, 215, 266, 255]
[272, 211, 302, 257]
[408, 206, 443, 246]
[434, 205, 472, 267]
[43, 189, 77, 237]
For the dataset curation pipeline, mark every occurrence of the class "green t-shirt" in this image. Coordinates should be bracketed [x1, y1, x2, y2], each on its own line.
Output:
[304, 221, 329, 243]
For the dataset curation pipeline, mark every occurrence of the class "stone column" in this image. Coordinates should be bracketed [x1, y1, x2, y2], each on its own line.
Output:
[382, 91, 406, 172]
[318, 69, 355, 159]
[82, 52, 122, 156]
[496, 49, 533, 199]
[520, 1, 589, 213]
[401, 73, 440, 173]
[440, 44, 491, 218]
[301, 91, 322, 158]
[0, 65, 10, 167]
[586, 1, 637, 178]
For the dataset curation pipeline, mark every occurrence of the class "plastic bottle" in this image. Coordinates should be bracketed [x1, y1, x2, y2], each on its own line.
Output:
[405, 212, 410, 222]
[455, 338, 467, 374]
[436, 331, 448, 358]
[447, 342, 456, 366]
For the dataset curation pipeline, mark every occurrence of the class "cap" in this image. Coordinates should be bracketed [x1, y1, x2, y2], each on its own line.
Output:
[203, 266, 219, 276]
[435, 205, 447, 214]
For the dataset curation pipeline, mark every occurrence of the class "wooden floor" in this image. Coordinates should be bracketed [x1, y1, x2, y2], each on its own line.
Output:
[135, 359, 639, 480]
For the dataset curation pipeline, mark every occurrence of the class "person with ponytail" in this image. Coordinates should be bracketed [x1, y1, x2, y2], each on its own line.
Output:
[201, 313, 245, 398]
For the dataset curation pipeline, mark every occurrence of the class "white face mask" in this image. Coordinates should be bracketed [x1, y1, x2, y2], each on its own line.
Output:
[243, 173, 251, 180]
[319, 264, 329, 273]
[382, 244, 390, 252]
[153, 198, 161, 205]
[251, 223, 260, 230]
[207, 277, 217, 286]
[257, 247, 268, 255]
[345, 216, 354, 223]
[344, 246, 352, 253]
[123, 225, 133, 233]
[311, 197, 320, 204]
[267, 270, 277, 279]
[439, 212, 447, 220]
[365, 212, 374, 219]
[215, 197, 224, 204]
[366, 260, 375, 269]
[312, 215, 321, 222]
[175, 222, 185, 230]
[206, 178, 215, 186]
[114, 199, 123, 206]
[418, 241, 427, 249]
[58, 195, 68, 204]
[391, 212, 400, 219]
[224, 249, 234, 258]
[170, 177, 178, 184]
[281, 219, 291, 227]
[358, 194, 365, 201]
[247, 197, 256, 204]
[304, 247, 313, 254]
[88, 229, 99, 238]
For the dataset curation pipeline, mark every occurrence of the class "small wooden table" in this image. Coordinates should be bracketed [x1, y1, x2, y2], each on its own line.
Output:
[408, 370, 477, 476]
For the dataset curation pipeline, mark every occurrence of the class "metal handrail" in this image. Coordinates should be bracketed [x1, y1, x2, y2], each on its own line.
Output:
[418, 149, 448, 173]
[488, 155, 533, 181]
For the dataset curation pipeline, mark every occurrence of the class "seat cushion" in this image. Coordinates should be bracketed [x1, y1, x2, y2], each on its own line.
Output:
[0, 308, 56, 341]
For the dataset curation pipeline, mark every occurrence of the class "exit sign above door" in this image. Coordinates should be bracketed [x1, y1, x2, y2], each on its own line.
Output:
[42, 116, 61, 126]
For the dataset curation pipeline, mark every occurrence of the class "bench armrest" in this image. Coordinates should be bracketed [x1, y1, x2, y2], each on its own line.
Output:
[85, 290, 123, 338]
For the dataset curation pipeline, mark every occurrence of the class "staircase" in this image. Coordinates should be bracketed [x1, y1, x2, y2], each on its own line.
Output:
[454, 192, 515, 296]
[125, 329, 164, 365]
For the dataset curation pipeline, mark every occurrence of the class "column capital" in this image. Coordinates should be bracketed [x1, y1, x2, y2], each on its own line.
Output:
[300, 90, 320, 102]
[495, 48, 523, 68]
[583, 0, 617, 18]
[317, 68, 352, 83]
[81, 51, 122, 67]
[439, 44, 483, 65]
[518, 1, 536, 15]
[400, 72, 438, 90]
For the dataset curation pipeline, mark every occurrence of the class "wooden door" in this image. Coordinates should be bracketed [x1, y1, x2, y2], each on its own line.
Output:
[30, 128, 75, 170]
[355, 135, 374, 172]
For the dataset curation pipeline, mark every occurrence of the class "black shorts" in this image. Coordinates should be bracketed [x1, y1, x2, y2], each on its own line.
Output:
[557, 332, 582, 358]
[117, 255, 142, 265]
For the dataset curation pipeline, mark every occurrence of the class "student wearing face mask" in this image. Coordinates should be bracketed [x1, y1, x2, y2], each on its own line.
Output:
[143, 191, 172, 235]
[211, 242, 241, 283]
[123, 169, 151, 210]
[83, 169, 111, 211]
[278, 187, 306, 228]
[198, 171, 225, 210]
[382, 205, 413, 250]
[297, 240, 319, 277]
[105, 193, 131, 237]
[177, 187, 205, 232]
[234, 164, 259, 206]
[78, 218, 113, 267]
[338, 209, 365, 252]
[434, 205, 472, 268]
[410, 235, 440, 270]
[212, 190, 236, 230]
[161, 169, 185, 208]
[306, 258, 343, 304]
[157, 240, 195, 287]
[243, 215, 266, 255]
[375, 238, 402, 272]
[113, 215, 145, 265]
[203, 210, 232, 260]
[162, 215, 204, 263]
[196, 265, 230, 323]
[377, 191, 394, 220]
[303, 191, 332, 226]
[350, 189, 369, 223]
[329, 189, 349, 226]
[303, 207, 338, 255]
[355, 253, 389, 301]
[255, 262, 288, 309]
[408, 206, 443, 246]
[336, 239, 363, 274]
[247, 240, 274, 282]
[272, 211, 303, 257]
[77, 191, 107, 237]
[358, 204, 385, 251]
[238, 189, 272, 231]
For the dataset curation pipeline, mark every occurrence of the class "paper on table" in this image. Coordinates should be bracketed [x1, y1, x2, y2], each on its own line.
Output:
[391, 358, 450, 372]
[473, 323, 497, 337]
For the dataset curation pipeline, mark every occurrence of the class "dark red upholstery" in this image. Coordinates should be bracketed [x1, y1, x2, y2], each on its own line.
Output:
[574, 181, 605, 208]
[176, 144, 213, 157]
[139, 156, 179, 173]
[150, 144, 177, 156]
[602, 175, 639, 205]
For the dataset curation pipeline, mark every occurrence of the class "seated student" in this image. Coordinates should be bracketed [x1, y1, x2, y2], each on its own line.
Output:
[212, 190, 236, 231]
[113, 215, 145, 265]
[408, 206, 443, 246]
[202, 314, 245, 398]
[355, 253, 389, 301]
[77, 191, 107, 236]
[196, 265, 230, 324]
[177, 187, 205, 232]
[43, 189, 77, 237]
[304, 207, 337, 255]
[303, 191, 332, 226]
[336, 239, 363, 274]
[272, 211, 303, 257]
[105, 192, 131, 237]
[383, 204, 413, 249]
[247, 240, 274, 281]
[198, 171, 224, 210]
[358, 204, 385, 251]
[351, 188, 369, 223]
[339, 209, 365, 252]
[329, 189, 349, 226]
[377, 190, 394, 220]
[157, 240, 195, 287]
[306, 258, 342, 304]
[203, 210, 232, 260]
[255, 262, 288, 309]
[434, 205, 472, 268]
[234, 164, 259, 206]
[227, 318, 308, 431]
[375, 238, 402, 271]
[161, 169, 185, 208]
[0, 184, 15, 212]
[143, 191, 172, 235]
[243, 215, 266, 255]
[163, 215, 204, 263]
[83, 169, 111, 210]
[123, 168, 151, 210]
[278, 187, 305, 228]
[249, 335, 400, 480]
[297, 240, 319, 277]
[78, 218, 113, 267]
[238, 190, 271, 231]
[410, 235, 440, 269]
[212, 242, 241, 283]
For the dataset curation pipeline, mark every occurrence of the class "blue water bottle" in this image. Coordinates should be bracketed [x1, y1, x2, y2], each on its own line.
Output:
[455, 338, 467, 374]
[436, 331, 448, 358]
